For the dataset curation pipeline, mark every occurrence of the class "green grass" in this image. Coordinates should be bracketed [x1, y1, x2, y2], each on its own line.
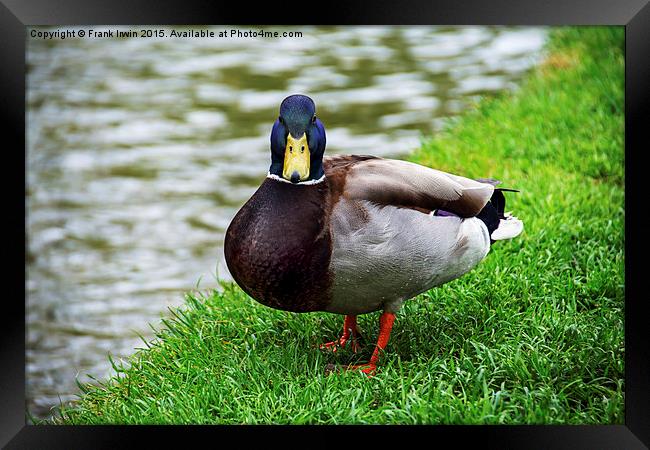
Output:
[52, 26, 624, 425]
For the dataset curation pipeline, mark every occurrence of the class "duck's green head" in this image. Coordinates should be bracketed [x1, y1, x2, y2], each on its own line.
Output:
[269, 94, 327, 183]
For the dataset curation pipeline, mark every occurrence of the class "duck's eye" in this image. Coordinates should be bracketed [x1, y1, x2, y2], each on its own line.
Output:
[301, 146, 305, 153]
[312, 115, 316, 124]
[278, 116, 283, 124]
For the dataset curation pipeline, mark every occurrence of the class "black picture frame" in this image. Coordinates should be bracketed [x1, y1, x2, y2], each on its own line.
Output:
[3, 0, 649, 447]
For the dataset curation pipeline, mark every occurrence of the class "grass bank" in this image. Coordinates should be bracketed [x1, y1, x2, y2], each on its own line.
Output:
[53, 26, 624, 424]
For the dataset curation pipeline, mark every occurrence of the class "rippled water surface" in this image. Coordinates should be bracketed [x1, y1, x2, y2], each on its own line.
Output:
[27, 25, 547, 419]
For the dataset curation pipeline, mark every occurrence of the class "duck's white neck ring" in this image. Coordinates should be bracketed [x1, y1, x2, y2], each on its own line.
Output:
[266, 173, 326, 185]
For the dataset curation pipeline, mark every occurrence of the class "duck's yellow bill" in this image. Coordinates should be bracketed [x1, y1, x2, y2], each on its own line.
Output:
[283, 133, 310, 182]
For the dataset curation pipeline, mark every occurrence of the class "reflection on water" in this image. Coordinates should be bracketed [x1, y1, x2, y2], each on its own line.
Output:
[26, 25, 547, 419]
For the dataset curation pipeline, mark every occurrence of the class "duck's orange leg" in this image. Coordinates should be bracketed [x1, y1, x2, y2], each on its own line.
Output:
[320, 315, 362, 353]
[347, 312, 396, 375]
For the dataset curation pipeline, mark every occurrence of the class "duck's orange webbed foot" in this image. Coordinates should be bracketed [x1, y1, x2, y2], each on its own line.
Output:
[319, 315, 362, 353]
[346, 363, 377, 376]
[325, 312, 396, 377]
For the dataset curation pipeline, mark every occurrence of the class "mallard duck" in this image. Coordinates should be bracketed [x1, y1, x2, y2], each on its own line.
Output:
[224, 94, 523, 374]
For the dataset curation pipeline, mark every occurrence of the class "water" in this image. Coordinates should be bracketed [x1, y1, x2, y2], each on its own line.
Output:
[26, 25, 547, 419]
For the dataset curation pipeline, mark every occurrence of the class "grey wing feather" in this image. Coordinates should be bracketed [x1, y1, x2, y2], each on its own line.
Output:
[341, 157, 495, 218]
[475, 178, 501, 186]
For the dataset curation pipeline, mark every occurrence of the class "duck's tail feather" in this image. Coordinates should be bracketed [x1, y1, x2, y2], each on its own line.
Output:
[491, 213, 524, 241]
[475, 186, 524, 242]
